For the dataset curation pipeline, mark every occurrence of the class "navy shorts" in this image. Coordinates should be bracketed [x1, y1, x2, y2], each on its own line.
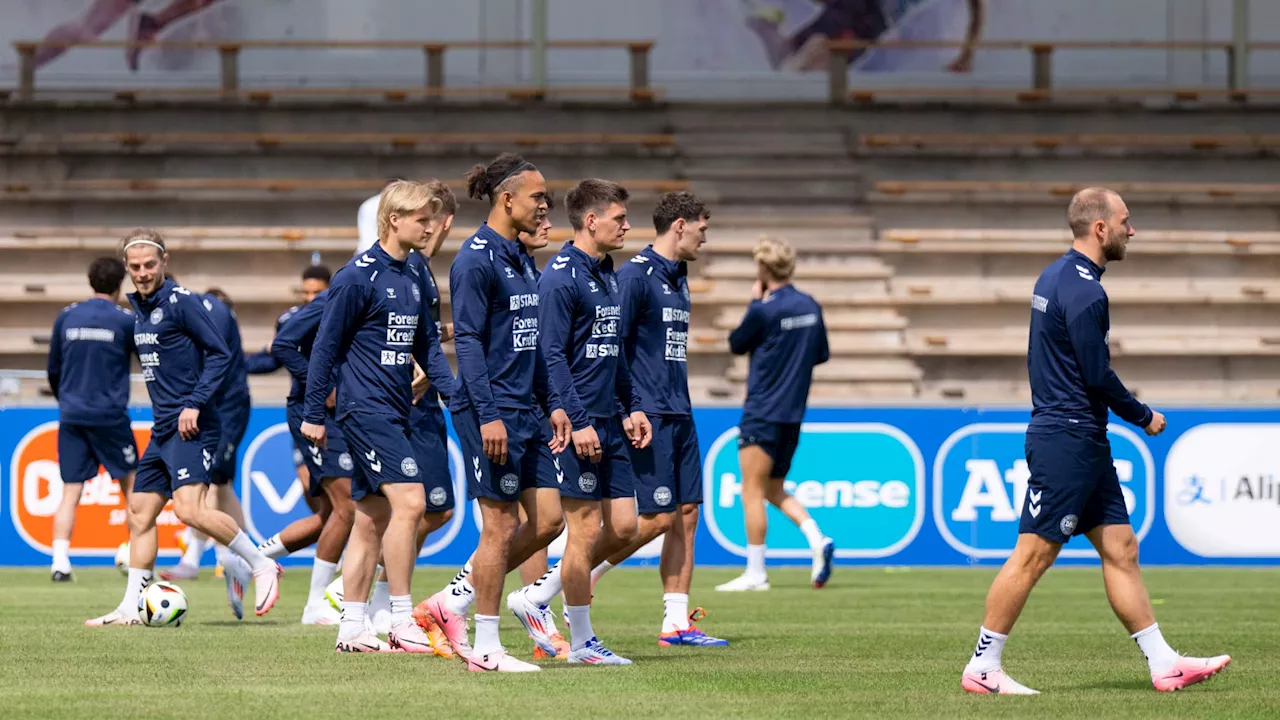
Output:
[211, 399, 250, 485]
[57, 419, 138, 484]
[737, 418, 803, 479]
[134, 426, 217, 496]
[630, 415, 702, 514]
[287, 403, 352, 497]
[410, 402, 454, 512]
[1020, 427, 1130, 544]
[558, 416, 637, 502]
[339, 411, 420, 502]
[455, 405, 560, 502]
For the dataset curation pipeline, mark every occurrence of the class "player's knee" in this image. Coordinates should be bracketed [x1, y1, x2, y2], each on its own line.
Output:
[535, 513, 565, 544]
[648, 511, 674, 536]
[126, 508, 152, 536]
[1014, 536, 1060, 575]
[1103, 530, 1140, 569]
[398, 495, 427, 520]
[172, 497, 203, 527]
[614, 516, 639, 546]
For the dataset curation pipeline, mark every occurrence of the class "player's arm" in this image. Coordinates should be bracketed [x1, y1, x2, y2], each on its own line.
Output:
[450, 260, 500, 422]
[303, 279, 366, 425]
[815, 305, 831, 365]
[728, 301, 767, 355]
[411, 309, 455, 401]
[244, 349, 281, 374]
[179, 294, 232, 412]
[614, 276, 645, 416]
[1066, 295, 1152, 428]
[270, 302, 321, 384]
[46, 311, 64, 399]
[539, 281, 590, 430]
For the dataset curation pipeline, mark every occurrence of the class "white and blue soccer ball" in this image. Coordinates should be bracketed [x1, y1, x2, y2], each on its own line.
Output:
[114, 542, 130, 575]
[139, 582, 188, 627]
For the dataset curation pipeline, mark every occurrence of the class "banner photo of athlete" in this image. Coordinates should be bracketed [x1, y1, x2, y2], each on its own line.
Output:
[3, 404, 1280, 567]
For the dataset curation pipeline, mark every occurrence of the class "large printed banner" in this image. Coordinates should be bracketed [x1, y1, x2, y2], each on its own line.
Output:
[3, 405, 1279, 568]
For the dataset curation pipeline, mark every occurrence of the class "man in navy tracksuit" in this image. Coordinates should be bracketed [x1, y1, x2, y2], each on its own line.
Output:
[961, 189, 1229, 696]
[422, 156, 571, 672]
[719, 236, 833, 594]
[47, 257, 139, 583]
[512, 178, 651, 667]
[88, 230, 280, 627]
[301, 180, 452, 654]
[582, 191, 727, 647]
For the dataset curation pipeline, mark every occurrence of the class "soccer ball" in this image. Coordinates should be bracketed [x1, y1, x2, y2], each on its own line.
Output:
[114, 542, 130, 575]
[139, 582, 187, 627]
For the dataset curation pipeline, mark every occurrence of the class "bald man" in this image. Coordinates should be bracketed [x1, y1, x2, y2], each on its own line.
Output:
[960, 188, 1230, 695]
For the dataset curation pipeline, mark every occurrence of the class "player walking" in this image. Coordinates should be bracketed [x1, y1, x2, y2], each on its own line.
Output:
[87, 229, 281, 626]
[301, 181, 450, 653]
[507, 179, 651, 666]
[961, 188, 1230, 695]
[586, 191, 727, 646]
[47, 257, 139, 583]
[716, 236, 833, 593]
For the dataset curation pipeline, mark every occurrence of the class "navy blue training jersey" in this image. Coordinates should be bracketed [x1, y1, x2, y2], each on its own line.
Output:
[407, 251, 455, 407]
[244, 304, 299, 375]
[449, 224, 546, 423]
[1027, 249, 1151, 432]
[618, 245, 692, 417]
[539, 241, 641, 430]
[271, 293, 326, 405]
[203, 293, 250, 410]
[729, 284, 829, 424]
[127, 279, 232, 434]
[302, 243, 442, 424]
[47, 297, 136, 426]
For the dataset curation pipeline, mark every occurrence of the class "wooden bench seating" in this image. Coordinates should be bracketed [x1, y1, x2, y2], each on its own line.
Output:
[2, 132, 676, 151]
[860, 133, 1280, 152]
[873, 181, 1280, 202]
[1, 177, 690, 195]
[879, 228, 1280, 255]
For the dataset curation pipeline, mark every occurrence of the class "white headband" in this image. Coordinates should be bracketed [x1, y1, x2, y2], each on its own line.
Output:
[123, 239, 165, 254]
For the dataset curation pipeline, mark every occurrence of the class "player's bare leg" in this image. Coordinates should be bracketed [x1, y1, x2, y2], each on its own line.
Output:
[764, 477, 834, 587]
[126, 0, 223, 70]
[661, 504, 725, 646]
[51, 482, 84, 581]
[717, 445, 772, 591]
[86, 489, 165, 626]
[1088, 524, 1230, 691]
[335, 495, 392, 652]
[370, 507, 451, 635]
[308, 477, 354, 624]
[373, 483, 433, 652]
[171, 483, 280, 616]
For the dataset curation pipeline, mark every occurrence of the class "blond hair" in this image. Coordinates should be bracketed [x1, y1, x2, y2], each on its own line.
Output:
[753, 235, 795, 282]
[376, 180, 442, 239]
[424, 179, 458, 216]
[119, 227, 167, 258]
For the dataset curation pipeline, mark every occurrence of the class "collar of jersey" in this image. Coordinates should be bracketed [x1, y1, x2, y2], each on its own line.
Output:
[474, 223, 527, 270]
[562, 241, 614, 275]
[1066, 248, 1105, 277]
[640, 245, 685, 284]
[129, 278, 177, 312]
[367, 241, 407, 272]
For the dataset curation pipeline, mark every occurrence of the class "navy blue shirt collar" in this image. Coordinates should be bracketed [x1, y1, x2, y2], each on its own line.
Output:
[130, 278, 177, 311]
[639, 245, 686, 284]
[1066, 248, 1105, 278]
[562, 241, 614, 275]
[368, 240, 407, 272]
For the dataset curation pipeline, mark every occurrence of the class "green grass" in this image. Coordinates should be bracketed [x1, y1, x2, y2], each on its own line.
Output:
[0, 567, 1276, 719]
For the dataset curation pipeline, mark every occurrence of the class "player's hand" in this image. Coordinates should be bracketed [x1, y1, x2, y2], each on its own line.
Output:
[411, 362, 430, 403]
[751, 279, 766, 300]
[440, 323, 454, 343]
[178, 408, 201, 440]
[626, 411, 652, 449]
[301, 421, 327, 450]
[548, 409, 571, 454]
[481, 419, 508, 465]
[325, 388, 336, 410]
[572, 425, 602, 464]
[1145, 410, 1167, 436]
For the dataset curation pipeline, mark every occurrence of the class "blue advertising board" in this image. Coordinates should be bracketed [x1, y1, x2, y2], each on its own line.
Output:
[3, 405, 1279, 567]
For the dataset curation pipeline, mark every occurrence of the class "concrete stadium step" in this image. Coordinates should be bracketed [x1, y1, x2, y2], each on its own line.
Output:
[853, 156, 1280, 185]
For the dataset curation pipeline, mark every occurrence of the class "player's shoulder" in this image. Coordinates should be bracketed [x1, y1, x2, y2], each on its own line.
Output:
[277, 305, 300, 326]
[332, 262, 373, 289]
[617, 254, 652, 280]
[538, 253, 577, 289]
[166, 284, 199, 308]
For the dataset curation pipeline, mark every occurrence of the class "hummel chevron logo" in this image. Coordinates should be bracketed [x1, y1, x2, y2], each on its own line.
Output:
[355, 253, 375, 268]
[366, 449, 381, 473]
[1029, 490, 1042, 503]
[552, 261, 568, 271]
[469, 242, 486, 250]
[975, 635, 993, 656]
[554, 457, 564, 484]
[1028, 488, 1042, 518]
[630, 255, 649, 264]
[473, 456, 483, 482]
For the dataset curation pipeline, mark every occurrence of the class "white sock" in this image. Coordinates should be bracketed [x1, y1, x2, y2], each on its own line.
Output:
[965, 626, 1008, 674]
[524, 561, 563, 606]
[442, 579, 475, 616]
[339, 601, 366, 640]
[662, 592, 690, 633]
[180, 532, 205, 567]
[121, 567, 153, 616]
[227, 531, 273, 573]
[473, 614, 502, 657]
[52, 539, 71, 573]
[565, 604, 594, 650]
[1132, 623, 1179, 674]
[257, 533, 288, 560]
[214, 543, 233, 569]
[799, 518, 825, 551]
[390, 594, 412, 627]
[590, 561, 615, 586]
[746, 544, 766, 578]
[308, 559, 337, 606]
[370, 579, 391, 614]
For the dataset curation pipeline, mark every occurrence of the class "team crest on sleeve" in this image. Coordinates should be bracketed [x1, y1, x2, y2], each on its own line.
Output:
[412, 284, 421, 302]
[429, 487, 447, 506]
[578, 472, 598, 493]
[400, 457, 419, 478]
[500, 473, 520, 495]
[149, 308, 163, 324]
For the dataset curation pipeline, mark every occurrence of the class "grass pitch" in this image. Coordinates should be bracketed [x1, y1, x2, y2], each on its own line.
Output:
[0, 566, 1276, 719]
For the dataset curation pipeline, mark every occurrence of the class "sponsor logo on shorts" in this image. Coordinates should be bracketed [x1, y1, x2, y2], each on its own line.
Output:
[177, 468, 190, 481]
[578, 472, 598, 494]
[339, 453, 353, 472]
[149, 308, 163, 324]
[429, 487, 447, 506]
[653, 486, 673, 506]
[401, 457, 418, 478]
[500, 473, 520, 496]
[1059, 514, 1079, 536]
